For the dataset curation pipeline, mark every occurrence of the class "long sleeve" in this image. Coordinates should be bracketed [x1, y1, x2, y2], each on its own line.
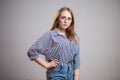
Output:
[73, 37, 80, 69]
[27, 31, 51, 60]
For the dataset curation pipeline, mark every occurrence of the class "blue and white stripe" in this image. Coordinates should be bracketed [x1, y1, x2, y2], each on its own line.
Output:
[27, 28, 80, 69]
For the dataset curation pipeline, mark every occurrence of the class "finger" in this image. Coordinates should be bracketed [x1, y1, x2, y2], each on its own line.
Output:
[56, 61, 59, 64]
[53, 59, 59, 63]
[53, 62, 59, 67]
[54, 60, 59, 64]
[53, 63, 57, 67]
[54, 59, 58, 61]
[55, 63, 58, 67]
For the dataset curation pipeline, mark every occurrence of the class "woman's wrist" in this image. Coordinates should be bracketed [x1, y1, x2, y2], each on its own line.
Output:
[34, 58, 50, 69]
[45, 63, 51, 69]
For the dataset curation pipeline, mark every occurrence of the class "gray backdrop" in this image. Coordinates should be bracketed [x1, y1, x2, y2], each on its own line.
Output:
[0, 0, 120, 80]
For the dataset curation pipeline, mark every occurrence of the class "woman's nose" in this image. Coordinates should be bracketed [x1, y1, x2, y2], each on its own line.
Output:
[64, 19, 68, 23]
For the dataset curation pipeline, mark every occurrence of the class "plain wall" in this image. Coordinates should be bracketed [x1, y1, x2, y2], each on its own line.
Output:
[0, 0, 120, 80]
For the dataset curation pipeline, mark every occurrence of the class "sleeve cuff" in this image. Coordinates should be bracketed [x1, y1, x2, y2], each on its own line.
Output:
[74, 65, 80, 69]
[29, 54, 40, 61]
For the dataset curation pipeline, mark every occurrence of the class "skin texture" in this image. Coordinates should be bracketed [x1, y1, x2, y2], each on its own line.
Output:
[57, 10, 72, 37]
[58, 10, 72, 30]
[34, 10, 80, 80]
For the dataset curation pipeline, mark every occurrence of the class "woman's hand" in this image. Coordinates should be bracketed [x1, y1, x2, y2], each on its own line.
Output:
[34, 58, 59, 69]
[46, 59, 59, 69]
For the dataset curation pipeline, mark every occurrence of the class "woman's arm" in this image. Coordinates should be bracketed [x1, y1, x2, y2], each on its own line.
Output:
[34, 58, 59, 69]
[74, 69, 80, 80]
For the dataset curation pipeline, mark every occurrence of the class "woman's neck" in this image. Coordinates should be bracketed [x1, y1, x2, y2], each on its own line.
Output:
[56, 27, 66, 37]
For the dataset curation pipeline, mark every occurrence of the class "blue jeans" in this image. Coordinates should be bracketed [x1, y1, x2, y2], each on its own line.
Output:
[46, 63, 74, 80]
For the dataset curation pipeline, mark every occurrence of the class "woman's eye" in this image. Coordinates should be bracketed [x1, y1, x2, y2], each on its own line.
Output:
[61, 16, 66, 19]
[68, 17, 72, 20]
[60, 16, 72, 21]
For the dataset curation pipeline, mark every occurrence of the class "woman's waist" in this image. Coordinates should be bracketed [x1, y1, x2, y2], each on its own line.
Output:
[46, 58, 74, 64]
[47, 61, 74, 72]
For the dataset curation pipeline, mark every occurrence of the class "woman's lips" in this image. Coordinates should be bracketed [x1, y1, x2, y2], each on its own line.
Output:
[63, 24, 68, 26]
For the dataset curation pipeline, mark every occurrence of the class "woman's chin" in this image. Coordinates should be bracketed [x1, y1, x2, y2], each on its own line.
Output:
[62, 26, 69, 29]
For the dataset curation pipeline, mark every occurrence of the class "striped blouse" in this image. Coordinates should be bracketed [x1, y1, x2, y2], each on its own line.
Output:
[27, 28, 80, 69]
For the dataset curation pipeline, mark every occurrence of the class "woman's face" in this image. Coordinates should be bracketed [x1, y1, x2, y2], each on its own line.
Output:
[58, 10, 72, 30]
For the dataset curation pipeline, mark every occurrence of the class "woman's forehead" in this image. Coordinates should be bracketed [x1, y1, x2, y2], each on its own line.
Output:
[60, 10, 72, 17]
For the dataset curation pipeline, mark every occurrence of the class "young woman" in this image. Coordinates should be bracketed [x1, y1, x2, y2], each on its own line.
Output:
[27, 7, 80, 80]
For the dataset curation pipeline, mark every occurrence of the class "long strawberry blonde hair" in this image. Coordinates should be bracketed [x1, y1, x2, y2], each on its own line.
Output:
[50, 7, 78, 44]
